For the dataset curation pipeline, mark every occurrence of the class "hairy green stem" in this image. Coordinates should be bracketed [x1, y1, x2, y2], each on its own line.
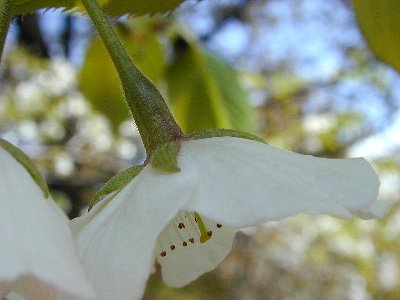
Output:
[80, 0, 184, 155]
[0, 0, 12, 61]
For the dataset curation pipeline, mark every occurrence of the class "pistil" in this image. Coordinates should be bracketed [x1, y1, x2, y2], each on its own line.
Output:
[194, 212, 212, 243]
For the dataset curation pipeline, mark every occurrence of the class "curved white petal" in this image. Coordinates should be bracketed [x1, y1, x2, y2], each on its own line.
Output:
[0, 148, 94, 300]
[155, 211, 236, 287]
[180, 137, 383, 228]
[70, 165, 197, 300]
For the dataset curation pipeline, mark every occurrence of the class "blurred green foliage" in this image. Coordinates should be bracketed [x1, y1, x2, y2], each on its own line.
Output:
[80, 17, 255, 133]
[167, 36, 254, 133]
[79, 18, 165, 130]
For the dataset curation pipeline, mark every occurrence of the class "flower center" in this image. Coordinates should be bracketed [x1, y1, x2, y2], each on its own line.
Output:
[156, 211, 223, 258]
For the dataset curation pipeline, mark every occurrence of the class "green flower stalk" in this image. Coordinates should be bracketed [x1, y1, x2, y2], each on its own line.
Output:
[80, 0, 185, 155]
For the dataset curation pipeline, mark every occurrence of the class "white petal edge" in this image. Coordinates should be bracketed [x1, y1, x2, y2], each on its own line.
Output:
[70, 164, 198, 300]
[180, 137, 385, 228]
[0, 148, 94, 300]
[155, 212, 236, 287]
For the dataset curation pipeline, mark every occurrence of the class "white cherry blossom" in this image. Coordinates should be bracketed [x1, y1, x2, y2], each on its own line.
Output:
[70, 136, 387, 300]
[0, 146, 94, 300]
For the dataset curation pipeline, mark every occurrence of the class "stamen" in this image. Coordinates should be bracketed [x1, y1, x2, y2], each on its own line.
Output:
[157, 211, 225, 259]
[171, 216, 187, 243]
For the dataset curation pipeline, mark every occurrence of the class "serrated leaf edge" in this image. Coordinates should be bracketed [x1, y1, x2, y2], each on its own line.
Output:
[12, 0, 183, 18]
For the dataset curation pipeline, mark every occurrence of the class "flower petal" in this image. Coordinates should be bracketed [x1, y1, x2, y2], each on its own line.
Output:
[155, 212, 236, 287]
[70, 165, 197, 300]
[0, 148, 94, 300]
[180, 137, 383, 228]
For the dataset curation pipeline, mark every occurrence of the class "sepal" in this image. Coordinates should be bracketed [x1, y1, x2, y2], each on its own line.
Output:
[190, 128, 266, 144]
[150, 141, 181, 173]
[89, 165, 143, 210]
[0, 139, 49, 198]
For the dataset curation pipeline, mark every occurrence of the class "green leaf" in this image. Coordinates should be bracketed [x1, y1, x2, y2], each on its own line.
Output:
[353, 0, 400, 72]
[13, 0, 75, 15]
[79, 19, 165, 130]
[89, 164, 143, 210]
[150, 141, 181, 173]
[190, 128, 266, 144]
[206, 54, 255, 132]
[167, 38, 255, 133]
[0, 139, 49, 198]
[12, 0, 185, 17]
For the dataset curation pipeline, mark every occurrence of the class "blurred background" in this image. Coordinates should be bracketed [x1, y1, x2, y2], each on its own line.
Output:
[1, 0, 400, 299]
